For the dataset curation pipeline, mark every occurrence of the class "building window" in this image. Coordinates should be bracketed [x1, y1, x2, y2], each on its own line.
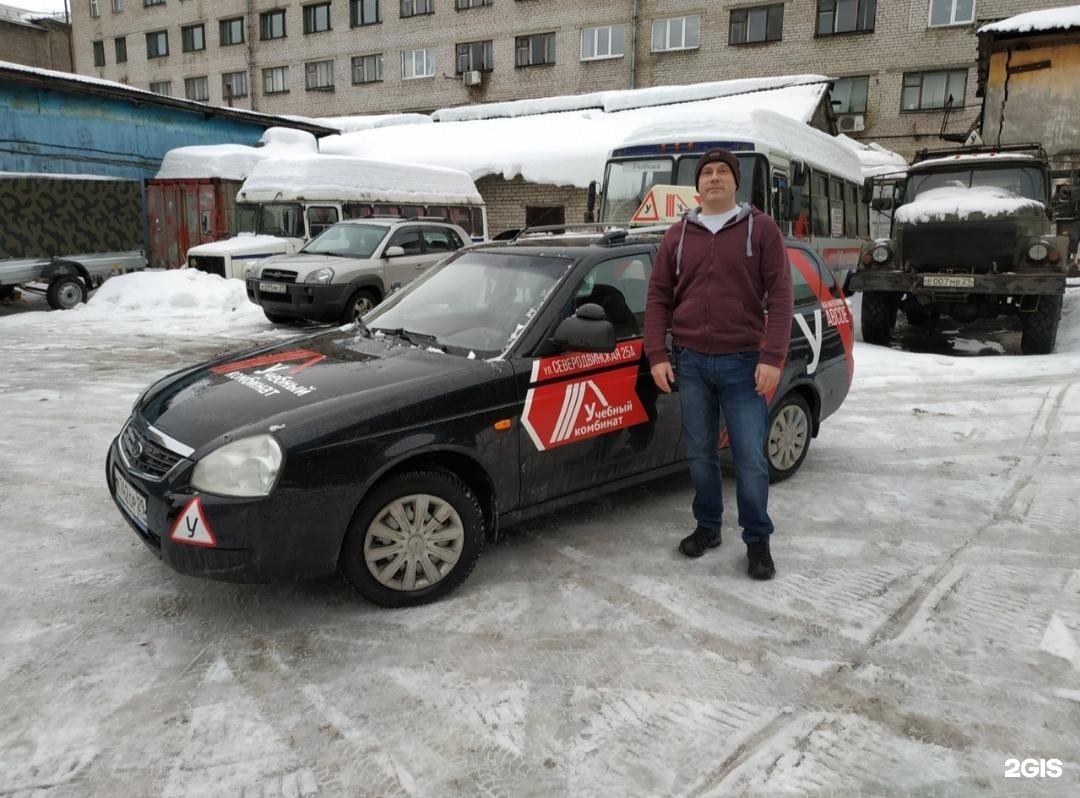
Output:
[816, 0, 876, 35]
[352, 53, 383, 83]
[651, 16, 700, 52]
[901, 68, 967, 111]
[145, 30, 168, 58]
[219, 17, 245, 46]
[832, 75, 869, 113]
[581, 25, 624, 60]
[89, 0, 100, 17]
[144, 0, 164, 6]
[185, 76, 208, 101]
[262, 66, 289, 94]
[149, 80, 172, 96]
[92, 40, 105, 67]
[516, 32, 556, 67]
[929, 0, 974, 27]
[114, 36, 127, 63]
[111, 0, 123, 12]
[260, 9, 286, 40]
[303, 3, 331, 33]
[305, 60, 334, 91]
[730, 4, 783, 44]
[181, 23, 205, 52]
[456, 40, 493, 73]
[455, 0, 491, 8]
[400, 0, 433, 17]
[401, 48, 436, 79]
[223, 70, 249, 99]
[351, 0, 380, 26]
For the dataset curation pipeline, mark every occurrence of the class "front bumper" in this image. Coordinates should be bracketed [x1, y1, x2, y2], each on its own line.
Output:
[245, 279, 352, 322]
[106, 436, 345, 582]
[848, 269, 1066, 296]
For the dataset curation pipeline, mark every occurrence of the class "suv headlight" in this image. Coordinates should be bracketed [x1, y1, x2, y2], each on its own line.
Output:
[305, 268, 334, 285]
[190, 435, 283, 497]
[1027, 242, 1049, 262]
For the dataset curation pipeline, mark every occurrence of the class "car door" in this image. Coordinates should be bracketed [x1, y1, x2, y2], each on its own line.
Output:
[382, 225, 429, 291]
[514, 249, 683, 507]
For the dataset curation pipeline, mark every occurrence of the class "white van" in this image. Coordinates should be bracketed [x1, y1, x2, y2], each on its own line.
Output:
[186, 155, 486, 280]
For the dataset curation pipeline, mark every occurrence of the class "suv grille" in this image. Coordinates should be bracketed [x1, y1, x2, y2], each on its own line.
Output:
[258, 269, 298, 283]
[903, 221, 1017, 273]
[191, 255, 226, 278]
[121, 422, 183, 479]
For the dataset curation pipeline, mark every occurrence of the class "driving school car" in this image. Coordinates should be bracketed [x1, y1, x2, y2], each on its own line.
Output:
[106, 231, 853, 607]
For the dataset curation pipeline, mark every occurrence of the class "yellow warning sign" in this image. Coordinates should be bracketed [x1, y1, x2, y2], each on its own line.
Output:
[630, 185, 701, 225]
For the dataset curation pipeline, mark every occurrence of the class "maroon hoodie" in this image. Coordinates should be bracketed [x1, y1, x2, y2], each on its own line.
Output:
[643, 204, 793, 369]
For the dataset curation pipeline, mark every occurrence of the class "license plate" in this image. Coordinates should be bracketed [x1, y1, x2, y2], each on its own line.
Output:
[259, 281, 288, 294]
[922, 274, 975, 288]
[114, 466, 148, 528]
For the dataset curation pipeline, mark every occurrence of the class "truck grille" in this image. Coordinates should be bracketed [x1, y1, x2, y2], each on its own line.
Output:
[121, 422, 183, 479]
[190, 255, 226, 278]
[903, 221, 1017, 274]
[258, 268, 298, 283]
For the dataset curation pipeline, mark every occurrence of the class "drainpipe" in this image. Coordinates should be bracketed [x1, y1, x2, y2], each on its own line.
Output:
[63, 0, 73, 71]
[628, 0, 638, 89]
[246, 0, 257, 111]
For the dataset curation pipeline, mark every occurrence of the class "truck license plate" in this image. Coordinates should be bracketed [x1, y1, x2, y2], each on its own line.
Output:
[922, 274, 975, 288]
[114, 467, 148, 528]
[259, 281, 288, 294]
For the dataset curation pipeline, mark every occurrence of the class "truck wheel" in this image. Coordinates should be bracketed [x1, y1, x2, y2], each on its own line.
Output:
[1020, 294, 1063, 355]
[339, 470, 485, 607]
[0, 285, 16, 301]
[766, 393, 812, 483]
[861, 291, 897, 346]
[904, 303, 931, 327]
[341, 288, 379, 324]
[46, 275, 87, 310]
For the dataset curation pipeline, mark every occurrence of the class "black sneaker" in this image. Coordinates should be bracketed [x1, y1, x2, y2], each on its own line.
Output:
[746, 541, 776, 580]
[678, 525, 722, 558]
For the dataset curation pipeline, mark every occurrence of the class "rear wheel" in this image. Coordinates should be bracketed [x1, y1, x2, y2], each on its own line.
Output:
[861, 291, 897, 346]
[340, 470, 485, 607]
[46, 274, 87, 310]
[341, 288, 379, 324]
[766, 393, 812, 483]
[1020, 294, 1063, 355]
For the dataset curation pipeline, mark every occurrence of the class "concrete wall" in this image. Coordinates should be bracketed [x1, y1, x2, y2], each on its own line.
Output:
[0, 18, 72, 71]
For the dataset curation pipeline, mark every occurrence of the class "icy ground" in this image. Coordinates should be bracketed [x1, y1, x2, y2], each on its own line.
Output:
[1, 272, 1079, 796]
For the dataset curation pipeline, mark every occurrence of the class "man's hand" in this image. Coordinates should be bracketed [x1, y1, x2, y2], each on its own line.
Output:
[651, 362, 675, 394]
[754, 363, 781, 395]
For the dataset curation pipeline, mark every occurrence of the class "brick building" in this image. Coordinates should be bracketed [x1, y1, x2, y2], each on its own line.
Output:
[0, 4, 72, 71]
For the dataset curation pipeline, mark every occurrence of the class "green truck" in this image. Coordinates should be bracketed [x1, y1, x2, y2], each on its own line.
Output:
[850, 143, 1076, 354]
[0, 173, 145, 309]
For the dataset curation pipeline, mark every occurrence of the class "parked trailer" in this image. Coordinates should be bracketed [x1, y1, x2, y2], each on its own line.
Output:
[146, 177, 241, 269]
[0, 173, 145, 309]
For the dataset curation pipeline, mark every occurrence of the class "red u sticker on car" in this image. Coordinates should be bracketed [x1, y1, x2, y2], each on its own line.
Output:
[169, 497, 218, 548]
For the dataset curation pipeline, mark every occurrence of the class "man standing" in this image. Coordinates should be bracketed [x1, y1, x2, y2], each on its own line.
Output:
[643, 149, 793, 580]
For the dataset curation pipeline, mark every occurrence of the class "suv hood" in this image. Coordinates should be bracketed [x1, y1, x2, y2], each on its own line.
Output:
[254, 252, 350, 278]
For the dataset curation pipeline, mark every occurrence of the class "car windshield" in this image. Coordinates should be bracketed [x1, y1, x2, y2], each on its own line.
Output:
[301, 223, 387, 258]
[363, 250, 571, 357]
[906, 165, 1046, 203]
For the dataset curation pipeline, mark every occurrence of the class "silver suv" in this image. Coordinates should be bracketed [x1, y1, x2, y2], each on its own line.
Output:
[245, 217, 471, 324]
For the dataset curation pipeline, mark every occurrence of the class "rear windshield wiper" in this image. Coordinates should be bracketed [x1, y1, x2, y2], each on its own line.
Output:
[371, 327, 445, 351]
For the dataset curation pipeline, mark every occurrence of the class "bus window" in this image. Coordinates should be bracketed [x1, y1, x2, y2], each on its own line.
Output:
[471, 207, 485, 238]
[830, 178, 845, 238]
[374, 204, 400, 216]
[771, 173, 789, 225]
[342, 202, 373, 219]
[306, 206, 339, 238]
[844, 183, 859, 238]
[857, 190, 869, 237]
[401, 205, 424, 219]
[811, 171, 829, 237]
[426, 205, 450, 222]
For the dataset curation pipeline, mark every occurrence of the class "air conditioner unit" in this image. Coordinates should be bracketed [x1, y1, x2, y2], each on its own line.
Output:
[463, 70, 482, 87]
[838, 114, 865, 133]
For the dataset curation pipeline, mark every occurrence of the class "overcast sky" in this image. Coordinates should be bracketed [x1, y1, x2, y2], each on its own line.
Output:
[10, 0, 68, 13]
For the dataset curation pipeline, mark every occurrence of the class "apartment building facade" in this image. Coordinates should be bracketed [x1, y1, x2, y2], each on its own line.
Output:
[70, 1, 1052, 160]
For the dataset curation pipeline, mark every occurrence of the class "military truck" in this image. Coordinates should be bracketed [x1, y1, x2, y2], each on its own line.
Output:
[850, 144, 1075, 354]
[0, 173, 145, 309]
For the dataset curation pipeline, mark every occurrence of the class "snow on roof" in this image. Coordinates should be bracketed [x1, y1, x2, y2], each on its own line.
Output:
[237, 155, 483, 205]
[320, 80, 831, 189]
[979, 5, 1080, 35]
[283, 113, 432, 133]
[154, 127, 318, 180]
[911, 152, 1040, 171]
[895, 185, 1044, 224]
[835, 134, 908, 178]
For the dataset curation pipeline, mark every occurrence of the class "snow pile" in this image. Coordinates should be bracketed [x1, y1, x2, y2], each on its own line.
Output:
[979, 5, 1080, 35]
[894, 185, 1044, 224]
[836, 134, 907, 178]
[237, 154, 482, 204]
[912, 152, 1038, 170]
[154, 127, 318, 180]
[284, 113, 432, 132]
[189, 234, 291, 254]
[321, 82, 831, 188]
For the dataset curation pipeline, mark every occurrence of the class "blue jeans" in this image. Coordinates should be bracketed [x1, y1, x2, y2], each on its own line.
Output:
[675, 347, 773, 544]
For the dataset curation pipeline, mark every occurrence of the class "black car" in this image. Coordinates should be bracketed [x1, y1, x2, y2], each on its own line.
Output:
[107, 231, 854, 607]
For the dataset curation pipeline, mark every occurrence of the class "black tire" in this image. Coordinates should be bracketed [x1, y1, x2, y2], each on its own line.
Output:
[0, 285, 16, 302]
[46, 274, 87, 310]
[263, 309, 294, 324]
[766, 393, 812, 483]
[340, 470, 485, 607]
[340, 288, 379, 324]
[861, 291, 897, 346]
[1021, 294, 1063, 355]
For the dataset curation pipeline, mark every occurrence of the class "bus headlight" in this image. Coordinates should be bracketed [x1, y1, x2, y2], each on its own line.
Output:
[191, 435, 283, 497]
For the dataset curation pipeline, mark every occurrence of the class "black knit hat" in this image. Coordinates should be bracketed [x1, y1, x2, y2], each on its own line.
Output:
[694, 149, 741, 190]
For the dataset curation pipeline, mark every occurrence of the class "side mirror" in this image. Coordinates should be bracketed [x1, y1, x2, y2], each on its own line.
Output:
[870, 197, 895, 212]
[584, 180, 598, 223]
[552, 302, 616, 353]
[862, 176, 876, 203]
[384, 245, 406, 258]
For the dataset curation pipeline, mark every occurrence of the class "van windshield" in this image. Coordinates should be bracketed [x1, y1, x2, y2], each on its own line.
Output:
[301, 224, 388, 258]
[235, 203, 304, 237]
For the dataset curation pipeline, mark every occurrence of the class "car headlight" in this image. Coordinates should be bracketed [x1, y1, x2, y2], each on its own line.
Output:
[188, 257, 198, 269]
[190, 435, 283, 497]
[871, 244, 891, 264]
[1027, 242, 1049, 262]
[305, 268, 334, 284]
[243, 265, 256, 280]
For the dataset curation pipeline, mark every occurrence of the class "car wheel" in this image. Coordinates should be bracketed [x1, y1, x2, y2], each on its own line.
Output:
[860, 291, 897, 346]
[766, 393, 812, 483]
[1020, 294, 1062, 355]
[341, 288, 379, 324]
[46, 274, 87, 310]
[263, 309, 293, 324]
[0, 285, 16, 301]
[340, 470, 485, 607]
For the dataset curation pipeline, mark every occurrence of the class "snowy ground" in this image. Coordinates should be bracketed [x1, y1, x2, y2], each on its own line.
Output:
[1, 272, 1079, 796]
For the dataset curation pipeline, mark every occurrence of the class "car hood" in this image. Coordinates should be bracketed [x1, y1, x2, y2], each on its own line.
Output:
[136, 329, 504, 454]
[254, 252, 354, 277]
